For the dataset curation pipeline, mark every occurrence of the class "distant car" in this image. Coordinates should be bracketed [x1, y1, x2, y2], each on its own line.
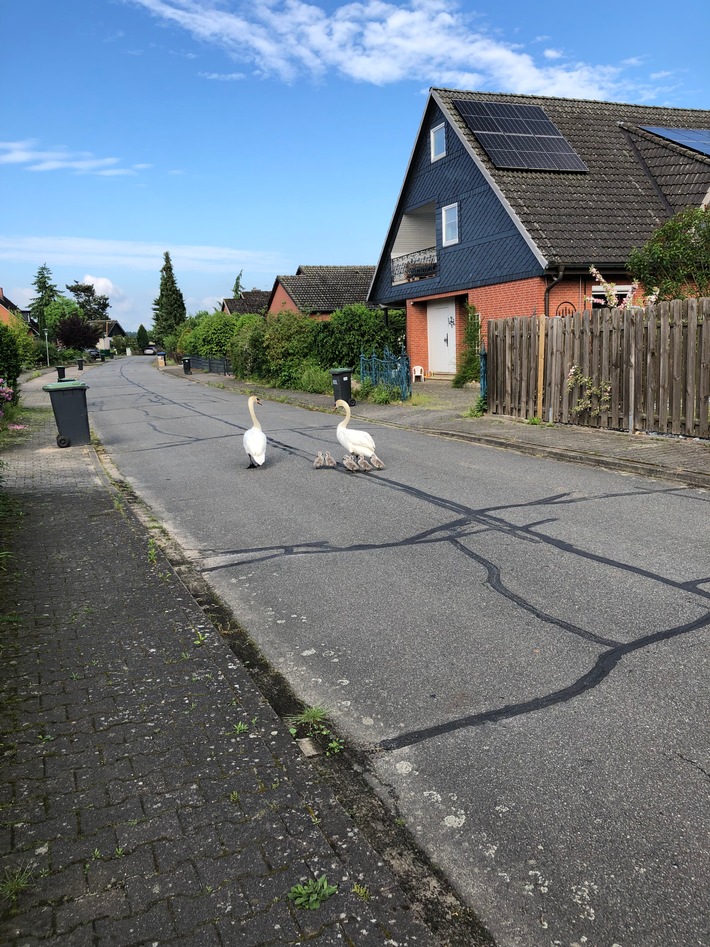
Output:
[143, 347, 156, 355]
[84, 347, 100, 359]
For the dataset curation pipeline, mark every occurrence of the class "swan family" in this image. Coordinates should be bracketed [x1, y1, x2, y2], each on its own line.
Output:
[242, 395, 385, 471]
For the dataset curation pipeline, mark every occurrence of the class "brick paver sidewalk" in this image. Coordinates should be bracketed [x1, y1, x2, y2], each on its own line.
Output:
[0, 412, 454, 946]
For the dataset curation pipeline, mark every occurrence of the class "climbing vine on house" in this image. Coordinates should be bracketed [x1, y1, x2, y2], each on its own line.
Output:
[452, 304, 481, 387]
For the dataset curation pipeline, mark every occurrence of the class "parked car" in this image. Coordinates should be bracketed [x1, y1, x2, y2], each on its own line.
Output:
[143, 347, 156, 355]
[84, 347, 101, 360]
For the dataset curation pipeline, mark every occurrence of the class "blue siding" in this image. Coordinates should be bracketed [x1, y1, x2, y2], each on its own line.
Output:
[370, 102, 543, 305]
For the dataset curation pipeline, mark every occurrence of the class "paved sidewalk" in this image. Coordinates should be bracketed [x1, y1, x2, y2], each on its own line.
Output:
[2, 362, 706, 946]
[0, 390, 464, 944]
[162, 365, 710, 489]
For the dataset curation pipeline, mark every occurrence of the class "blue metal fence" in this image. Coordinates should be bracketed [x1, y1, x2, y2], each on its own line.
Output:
[359, 346, 411, 401]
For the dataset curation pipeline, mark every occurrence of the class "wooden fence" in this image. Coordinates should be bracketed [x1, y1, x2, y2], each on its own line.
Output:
[487, 299, 710, 438]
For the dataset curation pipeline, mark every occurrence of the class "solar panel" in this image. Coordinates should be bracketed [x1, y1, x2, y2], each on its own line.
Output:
[640, 126, 710, 159]
[452, 99, 588, 172]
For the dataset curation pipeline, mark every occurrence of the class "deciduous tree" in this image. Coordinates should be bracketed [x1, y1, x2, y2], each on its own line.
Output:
[55, 314, 101, 350]
[627, 206, 710, 300]
[66, 281, 110, 321]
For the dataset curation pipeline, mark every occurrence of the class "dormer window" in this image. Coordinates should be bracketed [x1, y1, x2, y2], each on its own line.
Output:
[430, 123, 446, 162]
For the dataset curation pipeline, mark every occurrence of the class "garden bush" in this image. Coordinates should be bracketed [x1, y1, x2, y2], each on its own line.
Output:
[0, 324, 21, 404]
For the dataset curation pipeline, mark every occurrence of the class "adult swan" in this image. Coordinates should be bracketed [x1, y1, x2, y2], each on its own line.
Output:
[333, 399, 385, 468]
[243, 396, 267, 468]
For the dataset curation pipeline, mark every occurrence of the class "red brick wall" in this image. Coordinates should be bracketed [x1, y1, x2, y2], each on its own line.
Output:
[267, 284, 299, 315]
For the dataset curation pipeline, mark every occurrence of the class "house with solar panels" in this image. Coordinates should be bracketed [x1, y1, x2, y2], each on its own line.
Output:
[368, 88, 710, 376]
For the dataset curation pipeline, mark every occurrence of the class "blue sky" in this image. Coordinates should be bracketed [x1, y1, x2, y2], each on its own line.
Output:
[2, 0, 709, 333]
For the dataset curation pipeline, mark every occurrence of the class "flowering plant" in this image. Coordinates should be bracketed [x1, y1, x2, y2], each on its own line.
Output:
[0, 378, 13, 420]
[584, 266, 639, 310]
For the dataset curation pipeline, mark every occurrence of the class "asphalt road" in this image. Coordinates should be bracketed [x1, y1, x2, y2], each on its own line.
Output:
[87, 357, 710, 947]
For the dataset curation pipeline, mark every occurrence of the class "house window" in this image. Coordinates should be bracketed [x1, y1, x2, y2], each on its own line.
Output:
[442, 203, 459, 246]
[591, 285, 633, 307]
[430, 123, 446, 161]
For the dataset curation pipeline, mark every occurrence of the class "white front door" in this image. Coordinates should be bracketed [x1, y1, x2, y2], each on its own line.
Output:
[427, 299, 456, 373]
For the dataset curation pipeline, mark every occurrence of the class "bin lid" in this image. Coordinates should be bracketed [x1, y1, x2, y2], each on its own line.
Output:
[329, 367, 353, 374]
[42, 380, 89, 391]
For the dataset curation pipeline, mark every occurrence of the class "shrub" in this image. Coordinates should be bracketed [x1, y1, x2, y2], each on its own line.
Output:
[264, 310, 317, 375]
[0, 324, 21, 404]
[189, 311, 239, 358]
[628, 205, 710, 300]
[230, 314, 269, 379]
[298, 361, 332, 394]
[371, 383, 400, 404]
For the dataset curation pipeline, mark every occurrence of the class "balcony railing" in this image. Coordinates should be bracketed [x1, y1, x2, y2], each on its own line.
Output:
[391, 247, 438, 285]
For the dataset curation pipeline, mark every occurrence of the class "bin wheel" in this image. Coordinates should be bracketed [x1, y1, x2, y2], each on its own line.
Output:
[56, 435, 71, 448]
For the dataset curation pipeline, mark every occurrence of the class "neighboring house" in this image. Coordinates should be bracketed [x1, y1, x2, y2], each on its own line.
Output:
[0, 288, 37, 335]
[368, 88, 710, 374]
[267, 265, 376, 320]
[221, 290, 271, 315]
[89, 319, 127, 349]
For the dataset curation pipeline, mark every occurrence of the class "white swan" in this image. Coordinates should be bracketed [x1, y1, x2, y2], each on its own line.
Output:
[243, 396, 267, 467]
[334, 399, 378, 461]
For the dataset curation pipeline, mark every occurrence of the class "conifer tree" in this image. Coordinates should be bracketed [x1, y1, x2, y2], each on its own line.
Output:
[136, 324, 150, 351]
[29, 263, 59, 336]
[152, 252, 186, 342]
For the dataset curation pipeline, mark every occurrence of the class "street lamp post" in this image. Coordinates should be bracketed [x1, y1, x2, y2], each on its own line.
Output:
[44, 329, 49, 367]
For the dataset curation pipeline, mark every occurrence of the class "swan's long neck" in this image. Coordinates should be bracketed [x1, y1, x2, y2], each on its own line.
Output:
[338, 403, 351, 429]
[249, 400, 261, 429]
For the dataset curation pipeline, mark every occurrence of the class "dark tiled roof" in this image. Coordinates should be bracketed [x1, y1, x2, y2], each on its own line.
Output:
[0, 290, 20, 312]
[275, 266, 376, 313]
[89, 319, 127, 337]
[223, 290, 270, 314]
[433, 88, 710, 266]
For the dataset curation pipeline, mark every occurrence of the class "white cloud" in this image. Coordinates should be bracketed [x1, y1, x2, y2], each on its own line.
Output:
[199, 71, 246, 80]
[0, 139, 145, 176]
[0, 235, 285, 274]
[543, 48, 563, 60]
[127, 0, 651, 99]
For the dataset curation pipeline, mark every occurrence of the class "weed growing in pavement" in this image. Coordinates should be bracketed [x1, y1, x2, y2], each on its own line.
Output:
[352, 882, 371, 901]
[465, 395, 487, 418]
[114, 847, 125, 858]
[193, 629, 207, 646]
[325, 737, 345, 756]
[0, 864, 34, 906]
[287, 875, 338, 910]
[526, 416, 542, 425]
[147, 538, 158, 565]
[228, 791, 240, 804]
[232, 722, 249, 734]
[286, 705, 345, 755]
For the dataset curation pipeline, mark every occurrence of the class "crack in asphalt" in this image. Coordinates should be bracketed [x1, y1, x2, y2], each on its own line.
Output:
[99, 364, 710, 751]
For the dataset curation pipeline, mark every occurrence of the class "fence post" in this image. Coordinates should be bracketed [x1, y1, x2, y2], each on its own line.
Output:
[628, 310, 636, 434]
[536, 314, 546, 419]
[479, 343, 487, 400]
